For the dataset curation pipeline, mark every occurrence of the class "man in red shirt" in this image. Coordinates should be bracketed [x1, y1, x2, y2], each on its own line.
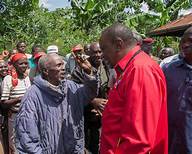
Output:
[99, 23, 168, 154]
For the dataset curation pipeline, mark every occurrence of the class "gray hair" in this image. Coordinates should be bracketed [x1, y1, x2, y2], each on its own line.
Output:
[38, 53, 66, 74]
[38, 55, 49, 74]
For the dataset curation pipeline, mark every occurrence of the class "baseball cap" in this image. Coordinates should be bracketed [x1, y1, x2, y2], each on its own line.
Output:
[142, 38, 155, 44]
[47, 45, 58, 54]
[72, 44, 84, 53]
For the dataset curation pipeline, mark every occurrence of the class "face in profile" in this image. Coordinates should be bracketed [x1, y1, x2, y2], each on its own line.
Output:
[99, 34, 116, 67]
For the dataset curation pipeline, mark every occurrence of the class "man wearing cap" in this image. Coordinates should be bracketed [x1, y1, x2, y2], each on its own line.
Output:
[28, 44, 42, 69]
[47, 45, 59, 54]
[141, 38, 161, 63]
[65, 44, 86, 77]
[1, 53, 31, 154]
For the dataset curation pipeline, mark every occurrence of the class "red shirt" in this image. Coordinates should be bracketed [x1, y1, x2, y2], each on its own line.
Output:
[100, 46, 168, 154]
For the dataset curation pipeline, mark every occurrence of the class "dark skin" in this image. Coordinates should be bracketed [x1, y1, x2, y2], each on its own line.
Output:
[41, 53, 105, 115]
[43, 54, 65, 86]
[1, 58, 28, 109]
[32, 47, 41, 58]
[86, 42, 108, 115]
[14, 58, 29, 78]
[84, 44, 91, 55]
[87, 42, 102, 69]
[180, 32, 192, 65]
[17, 42, 27, 54]
[0, 61, 8, 78]
[72, 51, 92, 74]
[99, 31, 137, 67]
[159, 48, 174, 60]
[141, 43, 153, 55]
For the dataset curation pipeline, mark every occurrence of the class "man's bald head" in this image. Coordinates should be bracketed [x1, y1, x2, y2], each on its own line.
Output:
[102, 23, 136, 45]
[89, 42, 100, 52]
[99, 23, 137, 67]
[84, 44, 91, 54]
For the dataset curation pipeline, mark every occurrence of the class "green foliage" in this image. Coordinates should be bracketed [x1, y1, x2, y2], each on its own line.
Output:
[0, 1, 96, 55]
[0, 0, 191, 56]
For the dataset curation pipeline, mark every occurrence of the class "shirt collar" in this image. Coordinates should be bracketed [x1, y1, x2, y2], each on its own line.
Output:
[176, 58, 192, 69]
[114, 45, 141, 77]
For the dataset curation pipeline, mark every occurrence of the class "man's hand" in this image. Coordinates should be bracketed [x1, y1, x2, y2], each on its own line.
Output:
[72, 52, 92, 74]
[91, 98, 108, 116]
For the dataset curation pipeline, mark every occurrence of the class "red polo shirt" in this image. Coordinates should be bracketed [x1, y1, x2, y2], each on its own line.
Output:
[100, 46, 168, 154]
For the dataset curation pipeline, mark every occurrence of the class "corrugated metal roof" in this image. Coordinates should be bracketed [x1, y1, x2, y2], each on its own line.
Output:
[148, 13, 192, 36]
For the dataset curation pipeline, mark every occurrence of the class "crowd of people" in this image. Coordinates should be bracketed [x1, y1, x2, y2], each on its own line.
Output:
[0, 23, 191, 154]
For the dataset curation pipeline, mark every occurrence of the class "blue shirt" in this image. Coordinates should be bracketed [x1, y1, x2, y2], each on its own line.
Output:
[163, 58, 192, 154]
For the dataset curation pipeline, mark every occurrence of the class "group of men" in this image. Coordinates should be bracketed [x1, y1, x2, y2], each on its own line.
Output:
[0, 23, 191, 154]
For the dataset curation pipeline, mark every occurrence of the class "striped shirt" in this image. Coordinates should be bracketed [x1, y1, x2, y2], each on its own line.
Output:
[1, 75, 31, 111]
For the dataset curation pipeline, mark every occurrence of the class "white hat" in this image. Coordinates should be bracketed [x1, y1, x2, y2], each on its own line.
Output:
[47, 45, 58, 54]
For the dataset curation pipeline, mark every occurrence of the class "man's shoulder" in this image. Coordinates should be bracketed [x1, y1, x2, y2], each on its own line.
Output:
[23, 84, 41, 99]
[61, 79, 82, 90]
[134, 52, 160, 69]
[163, 58, 183, 71]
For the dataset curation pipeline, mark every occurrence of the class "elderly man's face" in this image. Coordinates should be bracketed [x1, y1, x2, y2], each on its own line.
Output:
[14, 58, 28, 75]
[0, 61, 8, 77]
[180, 33, 192, 63]
[99, 34, 116, 67]
[47, 54, 65, 86]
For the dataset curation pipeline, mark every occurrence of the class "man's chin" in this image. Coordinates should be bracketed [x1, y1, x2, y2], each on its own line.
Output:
[60, 76, 65, 81]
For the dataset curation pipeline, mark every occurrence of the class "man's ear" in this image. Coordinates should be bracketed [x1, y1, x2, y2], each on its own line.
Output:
[42, 68, 48, 77]
[114, 37, 124, 52]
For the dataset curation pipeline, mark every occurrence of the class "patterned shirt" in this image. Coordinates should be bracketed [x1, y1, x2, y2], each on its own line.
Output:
[1, 75, 31, 111]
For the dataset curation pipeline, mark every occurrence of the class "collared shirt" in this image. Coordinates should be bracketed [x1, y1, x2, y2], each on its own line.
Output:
[100, 45, 168, 154]
[163, 58, 192, 154]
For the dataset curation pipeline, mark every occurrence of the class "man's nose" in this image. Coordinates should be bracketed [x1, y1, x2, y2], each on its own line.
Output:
[96, 52, 102, 57]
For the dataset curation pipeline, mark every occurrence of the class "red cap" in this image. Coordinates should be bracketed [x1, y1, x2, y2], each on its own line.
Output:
[34, 52, 46, 60]
[142, 38, 155, 44]
[72, 44, 83, 53]
[11, 53, 27, 63]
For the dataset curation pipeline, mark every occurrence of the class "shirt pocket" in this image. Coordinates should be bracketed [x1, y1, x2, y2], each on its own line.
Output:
[178, 80, 192, 113]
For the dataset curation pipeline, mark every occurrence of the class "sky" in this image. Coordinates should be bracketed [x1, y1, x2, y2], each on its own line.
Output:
[39, 0, 192, 16]
[39, 0, 70, 11]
